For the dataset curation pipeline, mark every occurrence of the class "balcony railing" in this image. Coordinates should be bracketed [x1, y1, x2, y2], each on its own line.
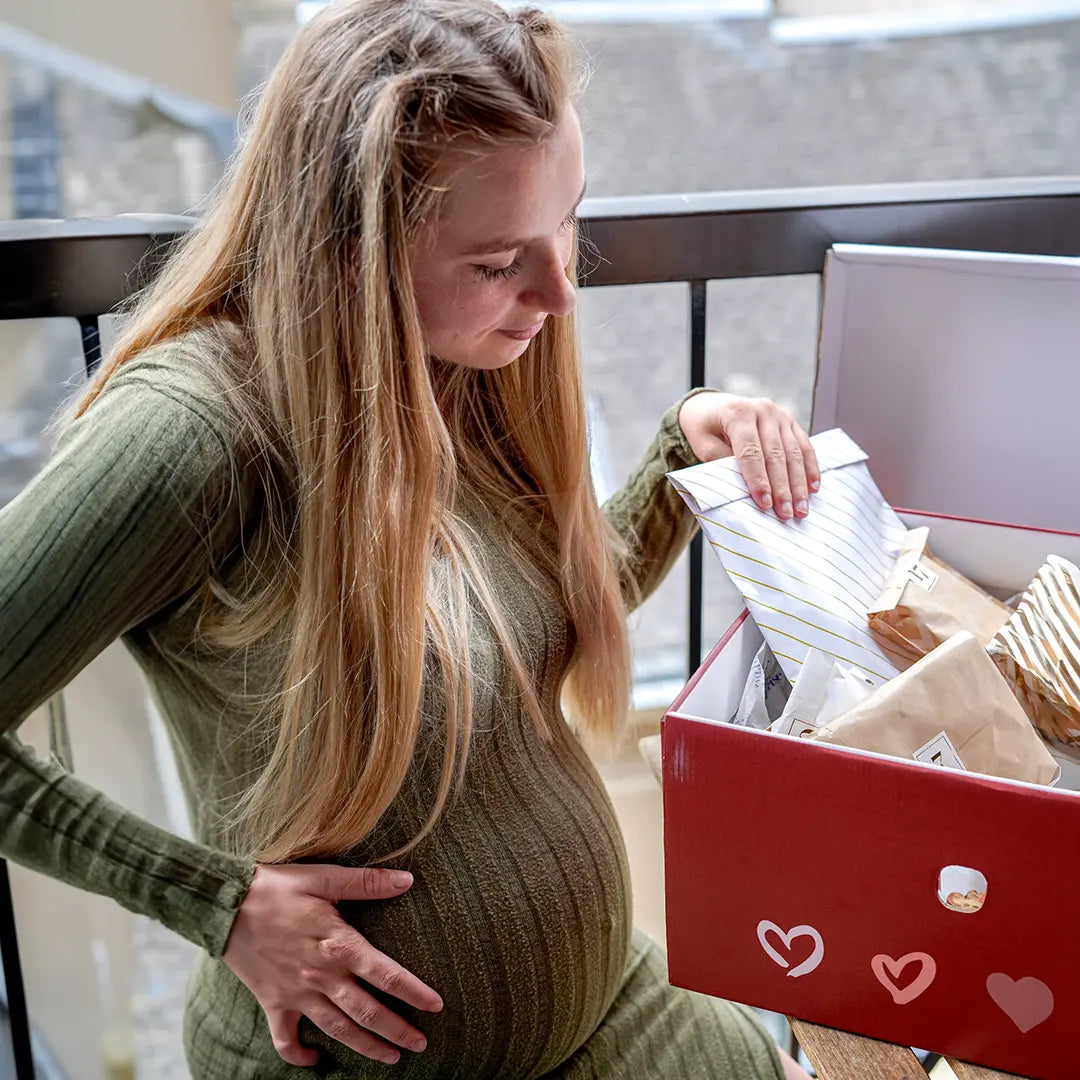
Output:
[1, 175, 1080, 1079]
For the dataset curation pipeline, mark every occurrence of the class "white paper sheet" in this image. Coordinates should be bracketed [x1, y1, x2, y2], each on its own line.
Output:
[669, 428, 908, 685]
[770, 647, 877, 736]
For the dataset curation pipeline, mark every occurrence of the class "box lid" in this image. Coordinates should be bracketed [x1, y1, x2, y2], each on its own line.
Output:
[812, 244, 1080, 533]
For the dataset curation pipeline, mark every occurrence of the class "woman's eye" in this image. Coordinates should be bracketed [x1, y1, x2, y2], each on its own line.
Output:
[473, 258, 522, 282]
[561, 211, 577, 231]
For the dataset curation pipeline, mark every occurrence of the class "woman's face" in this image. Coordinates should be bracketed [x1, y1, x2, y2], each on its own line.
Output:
[409, 109, 585, 370]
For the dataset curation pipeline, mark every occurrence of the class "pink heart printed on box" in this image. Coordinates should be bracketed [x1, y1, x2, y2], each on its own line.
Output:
[871, 952, 937, 1005]
[755, 921, 824, 979]
[986, 973, 1054, 1034]
[753, 923, 1055, 1030]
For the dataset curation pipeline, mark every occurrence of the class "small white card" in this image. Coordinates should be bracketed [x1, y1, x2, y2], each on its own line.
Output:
[770, 715, 821, 739]
[913, 731, 966, 771]
[907, 561, 939, 593]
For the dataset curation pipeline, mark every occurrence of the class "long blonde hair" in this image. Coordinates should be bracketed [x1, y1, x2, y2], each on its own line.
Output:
[76, 0, 631, 863]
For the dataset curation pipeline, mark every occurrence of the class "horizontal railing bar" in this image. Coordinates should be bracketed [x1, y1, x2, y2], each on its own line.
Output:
[581, 177, 1080, 286]
[0, 215, 194, 242]
[2, 179, 1079, 319]
[0, 216, 192, 322]
[2, 177, 1074, 247]
[582, 175, 1080, 217]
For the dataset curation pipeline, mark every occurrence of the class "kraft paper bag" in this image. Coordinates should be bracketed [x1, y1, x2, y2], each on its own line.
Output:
[808, 631, 1059, 786]
[989, 555, 1080, 756]
[868, 527, 1012, 667]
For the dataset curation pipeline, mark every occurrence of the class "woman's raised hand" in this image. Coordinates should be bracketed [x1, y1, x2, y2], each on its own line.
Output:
[222, 863, 443, 1067]
[678, 392, 821, 521]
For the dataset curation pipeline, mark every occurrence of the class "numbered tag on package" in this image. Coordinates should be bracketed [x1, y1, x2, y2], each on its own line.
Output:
[906, 561, 939, 593]
[913, 731, 966, 771]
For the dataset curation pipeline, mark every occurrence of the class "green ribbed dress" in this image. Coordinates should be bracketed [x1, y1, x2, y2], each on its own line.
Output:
[0, 342, 782, 1080]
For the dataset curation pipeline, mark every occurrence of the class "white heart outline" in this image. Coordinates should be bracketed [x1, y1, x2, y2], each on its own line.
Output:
[756, 920, 825, 979]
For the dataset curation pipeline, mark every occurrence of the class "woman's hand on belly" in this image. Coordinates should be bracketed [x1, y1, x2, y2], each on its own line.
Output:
[222, 864, 444, 1068]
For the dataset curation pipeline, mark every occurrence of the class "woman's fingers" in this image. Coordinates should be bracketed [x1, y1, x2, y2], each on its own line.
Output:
[722, 404, 773, 512]
[303, 866, 443, 1010]
[722, 401, 819, 520]
[328, 980, 429, 1054]
[796, 423, 821, 493]
[679, 393, 818, 519]
[341, 937, 444, 1012]
[304, 1000, 403, 1066]
[225, 862, 445, 1068]
[779, 422, 811, 519]
[757, 416, 794, 520]
[267, 1009, 319, 1068]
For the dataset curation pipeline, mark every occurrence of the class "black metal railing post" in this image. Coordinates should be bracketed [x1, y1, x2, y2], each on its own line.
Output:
[0, 860, 35, 1079]
[78, 316, 102, 379]
[687, 279, 708, 678]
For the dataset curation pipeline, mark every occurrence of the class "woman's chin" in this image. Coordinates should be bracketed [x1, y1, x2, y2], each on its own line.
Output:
[437, 339, 531, 371]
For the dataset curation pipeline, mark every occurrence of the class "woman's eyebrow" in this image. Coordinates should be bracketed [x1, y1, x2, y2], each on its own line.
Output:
[461, 179, 588, 256]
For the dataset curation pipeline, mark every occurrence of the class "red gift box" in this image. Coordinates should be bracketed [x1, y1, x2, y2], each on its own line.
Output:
[661, 245, 1080, 1077]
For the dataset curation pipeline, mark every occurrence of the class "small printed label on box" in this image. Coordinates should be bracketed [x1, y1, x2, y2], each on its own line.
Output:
[907, 561, 939, 593]
[914, 731, 966, 770]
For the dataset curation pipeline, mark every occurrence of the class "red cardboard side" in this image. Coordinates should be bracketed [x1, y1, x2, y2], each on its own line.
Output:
[662, 713, 1080, 1078]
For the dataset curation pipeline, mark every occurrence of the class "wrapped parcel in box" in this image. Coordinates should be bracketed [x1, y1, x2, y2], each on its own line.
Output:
[867, 527, 1012, 666]
[809, 631, 1059, 785]
[668, 428, 907, 687]
[990, 555, 1080, 754]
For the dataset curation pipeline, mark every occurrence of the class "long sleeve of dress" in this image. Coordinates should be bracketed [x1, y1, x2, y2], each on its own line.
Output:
[601, 391, 711, 613]
[0, 350, 255, 957]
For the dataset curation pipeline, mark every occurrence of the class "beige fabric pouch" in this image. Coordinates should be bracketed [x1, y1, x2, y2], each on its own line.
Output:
[809, 631, 1059, 785]
[867, 527, 1012, 668]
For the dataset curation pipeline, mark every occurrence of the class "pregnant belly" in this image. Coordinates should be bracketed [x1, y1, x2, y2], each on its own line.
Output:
[333, 758, 633, 1079]
[186, 748, 633, 1080]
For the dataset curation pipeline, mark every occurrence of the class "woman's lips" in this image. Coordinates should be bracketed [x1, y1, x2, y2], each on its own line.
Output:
[499, 320, 545, 342]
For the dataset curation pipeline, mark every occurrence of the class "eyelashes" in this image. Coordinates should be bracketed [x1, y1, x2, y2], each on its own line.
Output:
[474, 259, 523, 282]
[471, 212, 577, 283]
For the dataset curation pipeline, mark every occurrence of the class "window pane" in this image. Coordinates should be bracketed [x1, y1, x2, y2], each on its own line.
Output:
[0, 319, 83, 507]
[579, 282, 691, 704]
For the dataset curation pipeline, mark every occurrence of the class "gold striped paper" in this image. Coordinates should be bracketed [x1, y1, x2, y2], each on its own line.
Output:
[988, 555, 1080, 748]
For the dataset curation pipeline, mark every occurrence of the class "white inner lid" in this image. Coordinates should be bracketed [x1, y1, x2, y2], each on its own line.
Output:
[812, 243, 1080, 533]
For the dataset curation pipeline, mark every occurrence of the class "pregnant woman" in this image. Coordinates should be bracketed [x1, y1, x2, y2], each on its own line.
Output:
[0, 2, 816, 1076]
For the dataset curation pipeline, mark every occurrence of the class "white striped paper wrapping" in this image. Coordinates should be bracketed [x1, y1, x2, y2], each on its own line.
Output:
[668, 428, 908, 686]
[989, 555, 1080, 748]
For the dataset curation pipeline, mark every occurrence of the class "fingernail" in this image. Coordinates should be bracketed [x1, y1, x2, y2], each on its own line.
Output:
[409, 1037, 427, 1053]
[796, 499, 808, 517]
[810, 479, 820, 492]
[760, 493, 772, 510]
[383, 1050, 400, 1065]
[429, 996, 444, 1013]
[392, 871, 413, 889]
[779, 501, 792, 519]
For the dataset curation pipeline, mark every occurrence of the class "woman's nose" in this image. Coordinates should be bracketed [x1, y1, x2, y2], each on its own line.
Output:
[520, 244, 577, 317]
